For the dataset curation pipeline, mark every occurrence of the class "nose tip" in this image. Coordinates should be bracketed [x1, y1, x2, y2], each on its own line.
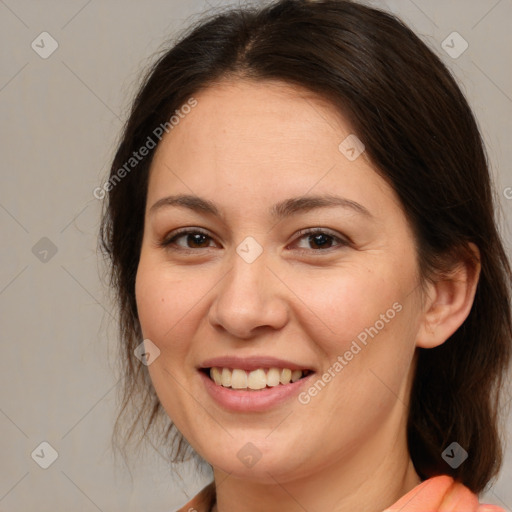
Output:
[207, 257, 289, 339]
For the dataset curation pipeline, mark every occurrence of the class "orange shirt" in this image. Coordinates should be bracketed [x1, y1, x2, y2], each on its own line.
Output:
[175, 475, 505, 512]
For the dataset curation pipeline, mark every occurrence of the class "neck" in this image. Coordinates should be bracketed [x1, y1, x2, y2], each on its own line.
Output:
[211, 423, 421, 512]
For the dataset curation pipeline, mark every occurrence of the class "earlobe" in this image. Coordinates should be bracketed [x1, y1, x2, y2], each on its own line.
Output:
[416, 243, 481, 349]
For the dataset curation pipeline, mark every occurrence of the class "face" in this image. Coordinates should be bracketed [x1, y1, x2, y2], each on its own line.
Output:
[135, 79, 425, 483]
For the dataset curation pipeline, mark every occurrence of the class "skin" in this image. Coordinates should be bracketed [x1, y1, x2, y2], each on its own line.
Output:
[135, 79, 480, 512]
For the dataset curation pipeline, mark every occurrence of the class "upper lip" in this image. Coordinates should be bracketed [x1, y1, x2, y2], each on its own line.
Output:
[199, 356, 315, 372]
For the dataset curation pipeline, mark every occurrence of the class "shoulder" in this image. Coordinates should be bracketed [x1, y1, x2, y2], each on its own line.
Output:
[384, 475, 505, 512]
[175, 481, 216, 512]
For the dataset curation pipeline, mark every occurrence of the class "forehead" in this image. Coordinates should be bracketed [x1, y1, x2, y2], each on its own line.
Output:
[146, 79, 400, 224]
[159, 80, 347, 162]
[151, 80, 351, 174]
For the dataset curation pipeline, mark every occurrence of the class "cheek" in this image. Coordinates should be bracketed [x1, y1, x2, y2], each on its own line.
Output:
[134, 258, 203, 428]
[135, 258, 193, 351]
[135, 253, 221, 374]
[135, 264, 165, 340]
[293, 264, 404, 349]
[291, 260, 418, 408]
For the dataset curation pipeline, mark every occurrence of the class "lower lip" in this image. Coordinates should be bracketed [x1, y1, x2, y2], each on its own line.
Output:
[199, 370, 315, 412]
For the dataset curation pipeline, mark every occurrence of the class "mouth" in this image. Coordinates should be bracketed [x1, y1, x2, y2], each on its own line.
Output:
[199, 367, 314, 391]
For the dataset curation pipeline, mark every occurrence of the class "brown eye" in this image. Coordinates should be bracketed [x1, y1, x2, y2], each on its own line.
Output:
[293, 229, 349, 252]
[161, 229, 216, 250]
[159, 227, 349, 254]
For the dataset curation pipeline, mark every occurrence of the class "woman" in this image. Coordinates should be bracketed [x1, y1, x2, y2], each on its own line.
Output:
[99, 1, 512, 511]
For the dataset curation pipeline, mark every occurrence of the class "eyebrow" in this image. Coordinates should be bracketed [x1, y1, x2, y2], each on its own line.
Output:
[148, 193, 373, 220]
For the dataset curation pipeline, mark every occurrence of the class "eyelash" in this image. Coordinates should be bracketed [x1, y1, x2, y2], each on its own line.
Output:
[159, 227, 350, 254]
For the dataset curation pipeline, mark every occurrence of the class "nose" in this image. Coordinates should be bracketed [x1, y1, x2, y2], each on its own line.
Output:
[208, 249, 289, 339]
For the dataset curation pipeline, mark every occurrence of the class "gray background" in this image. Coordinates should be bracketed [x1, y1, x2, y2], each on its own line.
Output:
[0, 0, 511, 510]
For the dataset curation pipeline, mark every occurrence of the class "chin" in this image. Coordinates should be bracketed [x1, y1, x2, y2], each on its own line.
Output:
[202, 442, 310, 484]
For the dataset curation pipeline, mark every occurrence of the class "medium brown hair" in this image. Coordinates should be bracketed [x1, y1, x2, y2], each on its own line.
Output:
[99, 0, 512, 493]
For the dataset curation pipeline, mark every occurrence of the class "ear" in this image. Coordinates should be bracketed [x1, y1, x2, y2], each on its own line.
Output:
[416, 243, 481, 349]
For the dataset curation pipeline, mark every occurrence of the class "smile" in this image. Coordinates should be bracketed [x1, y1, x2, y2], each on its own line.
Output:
[205, 367, 313, 391]
[198, 367, 316, 412]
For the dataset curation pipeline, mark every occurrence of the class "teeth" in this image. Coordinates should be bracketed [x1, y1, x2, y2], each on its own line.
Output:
[247, 368, 267, 389]
[231, 369, 247, 389]
[280, 368, 291, 384]
[208, 367, 309, 390]
[221, 367, 232, 387]
[291, 369, 302, 382]
[211, 367, 222, 385]
[266, 367, 281, 387]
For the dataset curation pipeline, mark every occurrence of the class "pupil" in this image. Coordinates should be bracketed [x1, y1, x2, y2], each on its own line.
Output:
[190, 234, 207, 247]
[311, 234, 330, 249]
